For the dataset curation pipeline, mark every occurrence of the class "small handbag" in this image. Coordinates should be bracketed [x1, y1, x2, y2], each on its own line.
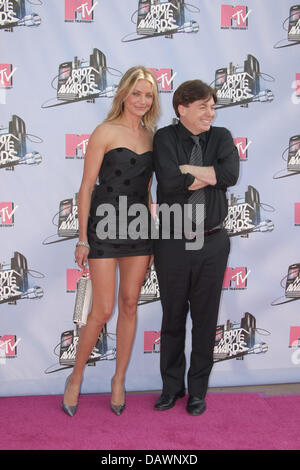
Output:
[73, 268, 92, 326]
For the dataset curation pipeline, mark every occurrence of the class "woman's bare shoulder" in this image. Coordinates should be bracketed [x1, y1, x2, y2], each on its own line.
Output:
[88, 122, 116, 148]
[92, 121, 115, 137]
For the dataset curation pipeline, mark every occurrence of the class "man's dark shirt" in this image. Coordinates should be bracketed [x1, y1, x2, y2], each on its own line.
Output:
[153, 121, 240, 232]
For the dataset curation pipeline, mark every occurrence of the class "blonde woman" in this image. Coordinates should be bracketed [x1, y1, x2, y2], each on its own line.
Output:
[62, 66, 159, 416]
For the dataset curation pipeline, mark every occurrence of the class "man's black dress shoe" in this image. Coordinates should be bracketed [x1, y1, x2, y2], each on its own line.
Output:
[154, 390, 185, 411]
[186, 396, 206, 415]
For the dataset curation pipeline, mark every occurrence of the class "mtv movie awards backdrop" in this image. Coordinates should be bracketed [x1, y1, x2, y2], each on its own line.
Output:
[0, 0, 300, 397]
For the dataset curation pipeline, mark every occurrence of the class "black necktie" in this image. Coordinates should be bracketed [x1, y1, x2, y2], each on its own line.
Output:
[188, 135, 206, 226]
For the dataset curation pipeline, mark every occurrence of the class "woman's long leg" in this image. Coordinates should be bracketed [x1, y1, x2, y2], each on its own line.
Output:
[63, 258, 117, 406]
[111, 255, 150, 406]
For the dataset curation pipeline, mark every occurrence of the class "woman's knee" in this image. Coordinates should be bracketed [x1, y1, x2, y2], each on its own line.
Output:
[118, 294, 139, 318]
[89, 304, 113, 326]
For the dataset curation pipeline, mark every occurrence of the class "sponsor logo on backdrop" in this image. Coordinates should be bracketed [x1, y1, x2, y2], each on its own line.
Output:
[220, 4, 252, 30]
[0, 334, 21, 364]
[0, 64, 17, 88]
[272, 263, 300, 306]
[296, 73, 300, 96]
[289, 326, 300, 365]
[43, 193, 78, 245]
[144, 330, 161, 353]
[66, 268, 85, 293]
[0, 252, 44, 305]
[122, 0, 199, 42]
[282, 265, 300, 298]
[234, 137, 251, 161]
[295, 203, 300, 225]
[59, 326, 114, 367]
[64, 0, 98, 22]
[148, 67, 176, 92]
[0, 202, 18, 226]
[57, 195, 78, 237]
[42, 48, 122, 108]
[289, 326, 300, 347]
[0, 0, 41, 31]
[45, 325, 116, 374]
[222, 267, 250, 290]
[223, 185, 275, 237]
[143, 312, 270, 361]
[291, 73, 300, 104]
[212, 54, 274, 109]
[65, 133, 90, 159]
[273, 134, 300, 179]
[287, 135, 300, 170]
[139, 264, 160, 305]
[0, 114, 42, 171]
[214, 312, 269, 362]
[274, 4, 300, 49]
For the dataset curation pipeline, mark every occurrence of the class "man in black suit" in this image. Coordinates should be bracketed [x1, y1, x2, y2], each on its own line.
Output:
[153, 80, 239, 415]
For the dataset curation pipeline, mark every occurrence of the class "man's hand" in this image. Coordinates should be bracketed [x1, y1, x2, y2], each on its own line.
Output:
[179, 164, 189, 174]
[188, 179, 207, 190]
[179, 164, 217, 186]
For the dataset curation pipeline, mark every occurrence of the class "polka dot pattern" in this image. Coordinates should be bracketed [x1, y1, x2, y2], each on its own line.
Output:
[88, 147, 153, 259]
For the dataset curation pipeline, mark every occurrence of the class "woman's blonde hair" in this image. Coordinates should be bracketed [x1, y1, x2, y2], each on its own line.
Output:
[105, 66, 159, 133]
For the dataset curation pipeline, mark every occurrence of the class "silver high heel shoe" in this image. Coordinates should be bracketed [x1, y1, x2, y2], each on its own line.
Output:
[110, 400, 126, 416]
[61, 374, 80, 417]
[110, 378, 126, 416]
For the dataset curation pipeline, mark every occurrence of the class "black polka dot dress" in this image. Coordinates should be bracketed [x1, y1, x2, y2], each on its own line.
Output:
[87, 147, 153, 258]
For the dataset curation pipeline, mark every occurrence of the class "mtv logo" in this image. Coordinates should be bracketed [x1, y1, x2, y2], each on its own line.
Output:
[0, 64, 16, 88]
[234, 137, 251, 160]
[65, 0, 97, 21]
[65, 134, 90, 158]
[148, 68, 176, 92]
[0, 335, 20, 358]
[221, 5, 251, 29]
[223, 267, 250, 289]
[0, 202, 16, 225]
[144, 331, 161, 353]
[296, 73, 300, 97]
[295, 203, 300, 225]
[66, 268, 89, 292]
[289, 326, 300, 348]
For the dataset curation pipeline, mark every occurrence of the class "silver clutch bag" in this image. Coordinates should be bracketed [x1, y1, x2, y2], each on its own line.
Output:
[73, 271, 92, 326]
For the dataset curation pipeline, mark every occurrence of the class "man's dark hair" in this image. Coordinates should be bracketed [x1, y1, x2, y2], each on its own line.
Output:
[173, 80, 217, 118]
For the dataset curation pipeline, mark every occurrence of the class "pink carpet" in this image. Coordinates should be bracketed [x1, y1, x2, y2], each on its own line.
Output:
[0, 392, 299, 451]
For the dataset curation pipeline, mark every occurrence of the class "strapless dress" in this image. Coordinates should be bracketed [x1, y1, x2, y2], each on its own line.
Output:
[87, 147, 153, 258]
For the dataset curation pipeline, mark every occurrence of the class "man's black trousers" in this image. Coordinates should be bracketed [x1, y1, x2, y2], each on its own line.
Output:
[154, 228, 230, 399]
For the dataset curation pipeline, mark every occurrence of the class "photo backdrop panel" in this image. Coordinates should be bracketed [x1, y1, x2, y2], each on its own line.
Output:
[0, 0, 299, 397]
